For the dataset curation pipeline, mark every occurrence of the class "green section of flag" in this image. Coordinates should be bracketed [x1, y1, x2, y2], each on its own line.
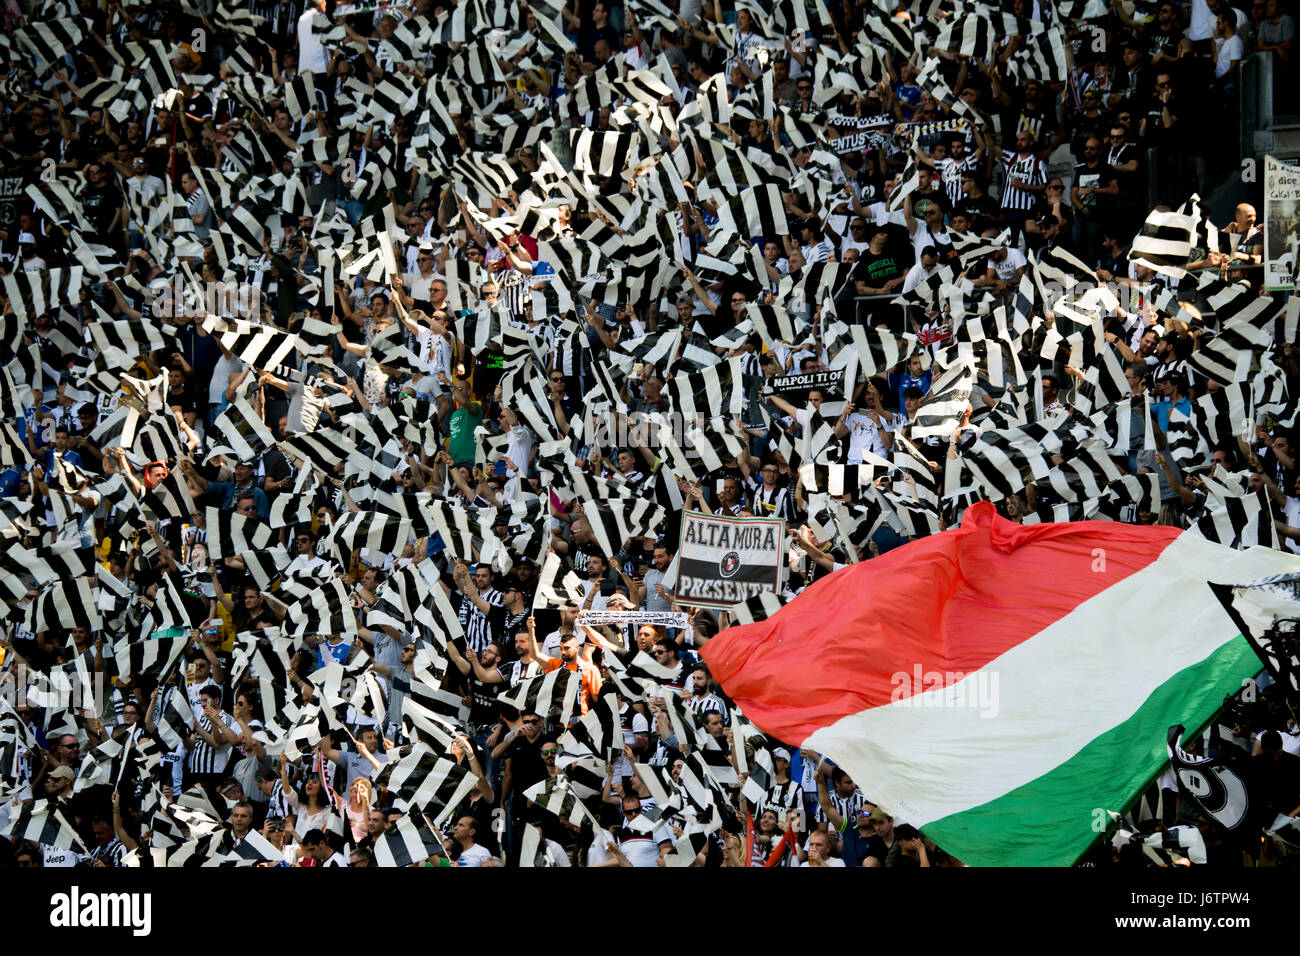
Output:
[921, 635, 1259, 867]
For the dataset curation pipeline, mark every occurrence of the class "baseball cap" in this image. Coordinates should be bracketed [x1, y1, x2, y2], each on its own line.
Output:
[772, 747, 791, 762]
[49, 765, 75, 781]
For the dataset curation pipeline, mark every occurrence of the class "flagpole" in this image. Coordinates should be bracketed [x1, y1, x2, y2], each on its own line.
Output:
[743, 808, 755, 867]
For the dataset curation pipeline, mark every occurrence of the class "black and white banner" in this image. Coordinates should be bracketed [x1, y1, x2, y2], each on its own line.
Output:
[576, 610, 689, 627]
[825, 112, 893, 153]
[763, 371, 846, 399]
[674, 511, 785, 609]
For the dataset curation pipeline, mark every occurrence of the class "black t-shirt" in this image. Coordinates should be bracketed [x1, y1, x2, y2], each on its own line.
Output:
[166, 382, 199, 417]
[258, 449, 295, 485]
[864, 833, 894, 864]
[82, 183, 123, 236]
[1069, 111, 1109, 159]
[1248, 751, 1300, 821]
[956, 193, 1002, 232]
[852, 249, 906, 288]
[1144, 95, 1182, 148]
[506, 735, 547, 816]
[1003, 103, 1058, 149]
[26, 124, 62, 165]
[1108, 142, 1141, 197]
[1142, 24, 1182, 61]
[1071, 161, 1117, 218]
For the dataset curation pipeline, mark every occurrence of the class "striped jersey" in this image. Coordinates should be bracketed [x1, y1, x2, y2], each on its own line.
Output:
[936, 155, 979, 206]
[187, 708, 237, 775]
[688, 693, 730, 726]
[265, 779, 292, 820]
[815, 787, 869, 825]
[90, 838, 126, 867]
[758, 778, 806, 814]
[1000, 152, 1047, 212]
[750, 481, 794, 522]
[461, 587, 503, 653]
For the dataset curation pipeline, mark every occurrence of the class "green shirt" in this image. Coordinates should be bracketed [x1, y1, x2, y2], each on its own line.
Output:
[448, 401, 483, 464]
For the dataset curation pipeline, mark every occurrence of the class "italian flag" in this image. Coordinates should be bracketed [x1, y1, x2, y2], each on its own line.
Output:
[701, 502, 1300, 866]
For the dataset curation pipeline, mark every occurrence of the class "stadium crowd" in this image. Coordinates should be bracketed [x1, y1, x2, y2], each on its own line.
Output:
[0, 0, 1298, 868]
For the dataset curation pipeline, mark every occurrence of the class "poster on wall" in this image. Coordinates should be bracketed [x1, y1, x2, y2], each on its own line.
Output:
[1265, 155, 1300, 292]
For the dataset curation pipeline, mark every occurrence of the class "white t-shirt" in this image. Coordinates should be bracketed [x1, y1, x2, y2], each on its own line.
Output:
[1284, 496, 1300, 554]
[504, 425, 534, 499]
[801, 239, 834, 263]
[843, 412, 888, 461]
[1215, 34, 1244, 78]
[621, 711, 650, 747]
[298, 9, 329, 73]
[609, 824, 673, 867]
[405, 270, 436, 303]
[1187, 0, 1213, 40]
[455, 843, 494, 867]
[542, 628, 584, 657]
[993, 247, 1028, 282]
[901, 263, 937, 296]
[209, 353, 245, 406]
[800, 856, 846, 867]
[415, 327, 452, 385]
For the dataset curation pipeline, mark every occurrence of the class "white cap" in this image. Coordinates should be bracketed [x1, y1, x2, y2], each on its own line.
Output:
[17, 232, 34, 244]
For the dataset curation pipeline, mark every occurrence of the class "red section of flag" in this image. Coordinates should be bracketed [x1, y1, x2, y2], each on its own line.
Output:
[762, 826, 797, 867]
[701, 502, 1180, 745]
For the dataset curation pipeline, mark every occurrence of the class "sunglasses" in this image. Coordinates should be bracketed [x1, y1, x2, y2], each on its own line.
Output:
[540, 748, 557, 755]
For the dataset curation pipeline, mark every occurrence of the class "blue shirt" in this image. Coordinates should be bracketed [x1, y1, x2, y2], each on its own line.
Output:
[205, 481, 270, 520]
[888, 370, 932, 410]
[839, 819, 874, 867]
[317, 639, 351, 669]
[40, 448, 82, 474]
[895, 83, 921, 120]
[1150, 396, 1191, 434]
